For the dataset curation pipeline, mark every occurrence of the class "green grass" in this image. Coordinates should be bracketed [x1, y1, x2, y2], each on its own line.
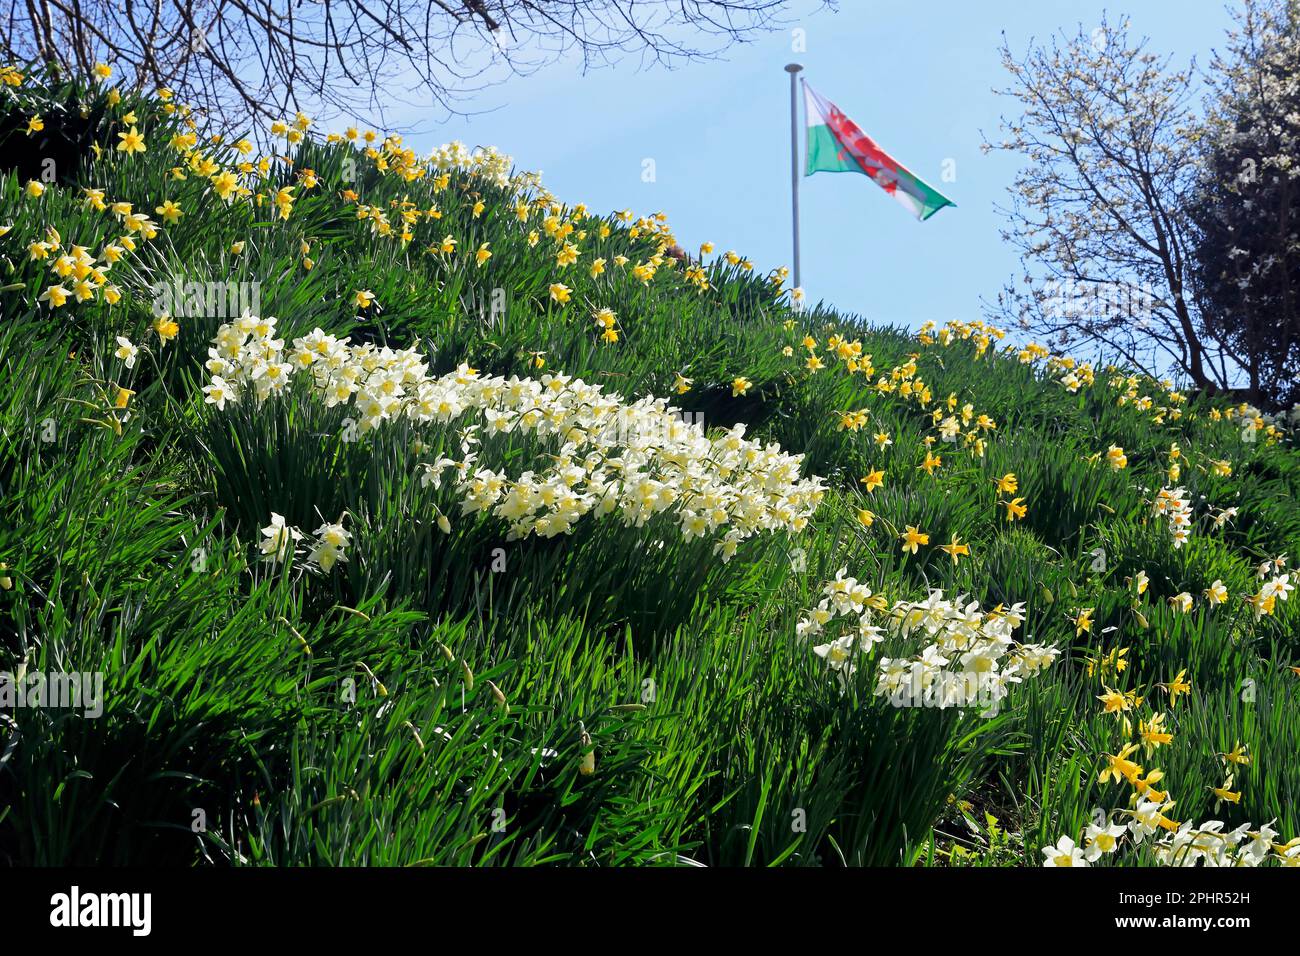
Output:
[1, 67, 1298, 867]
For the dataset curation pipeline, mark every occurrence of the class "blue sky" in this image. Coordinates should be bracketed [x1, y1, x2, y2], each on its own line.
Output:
[388, 1, 1236, 331]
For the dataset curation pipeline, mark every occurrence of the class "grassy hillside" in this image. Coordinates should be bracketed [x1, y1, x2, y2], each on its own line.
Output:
[2, 66, 1299, 867]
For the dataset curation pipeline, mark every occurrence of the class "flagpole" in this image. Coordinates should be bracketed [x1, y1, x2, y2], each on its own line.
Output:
[784, 62, 803, 295]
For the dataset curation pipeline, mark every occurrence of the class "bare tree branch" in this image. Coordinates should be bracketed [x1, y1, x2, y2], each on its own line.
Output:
[1, 0, 833, 133]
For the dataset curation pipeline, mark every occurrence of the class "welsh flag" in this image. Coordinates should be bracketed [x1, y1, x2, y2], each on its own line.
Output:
[804, 82, 955, 221]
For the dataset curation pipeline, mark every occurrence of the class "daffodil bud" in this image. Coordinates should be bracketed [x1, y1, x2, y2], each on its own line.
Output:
[404, 720, 426, 751]
[356, 661, 387, 696]
[578, 724, 595, 776]
[279, 617, 311, 656]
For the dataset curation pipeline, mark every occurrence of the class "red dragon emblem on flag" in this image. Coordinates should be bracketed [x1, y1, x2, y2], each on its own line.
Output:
[826, 106, 902, 194]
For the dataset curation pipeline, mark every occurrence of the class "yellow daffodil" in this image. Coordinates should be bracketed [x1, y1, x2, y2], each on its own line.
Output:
[155, 200, 183, 224]
[1219, 742, 1251, 767]
[899, 525, 929, 554]
[938, 534, 970, 564]
[1099, 743, 1142, 785]
[154, 315, 180, 344]
[1157, 669, 1191, 707]
[1210, 774, 1242, 810]
[1097, 687, 1129, 713]
[1139, 713, 1173, 754]
[117, 126, 147, 155]
[1074, 607, 1094, 636]
[39, 284, 70, 307]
